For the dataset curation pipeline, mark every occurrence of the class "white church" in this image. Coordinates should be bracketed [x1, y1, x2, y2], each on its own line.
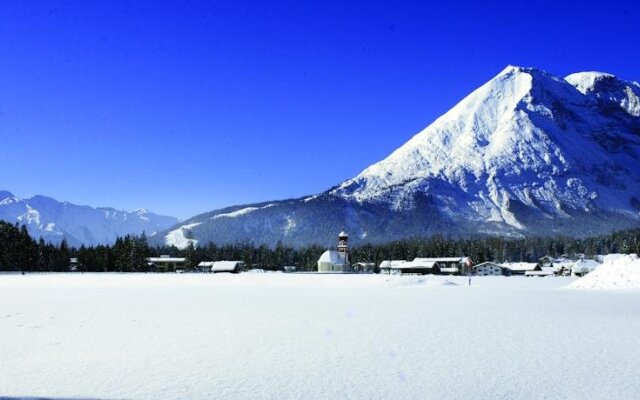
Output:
[317, 231, 351, 273]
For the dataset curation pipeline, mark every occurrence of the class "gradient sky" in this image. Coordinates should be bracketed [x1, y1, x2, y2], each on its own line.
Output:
[1, 0, 638, 219]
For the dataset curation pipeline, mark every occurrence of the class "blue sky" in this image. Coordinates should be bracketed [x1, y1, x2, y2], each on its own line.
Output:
[1, 0, 638, 219]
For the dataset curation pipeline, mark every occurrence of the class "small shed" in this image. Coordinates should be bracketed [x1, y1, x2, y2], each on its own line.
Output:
[205, 261, 245, 273]
[352, 262, 376, 273]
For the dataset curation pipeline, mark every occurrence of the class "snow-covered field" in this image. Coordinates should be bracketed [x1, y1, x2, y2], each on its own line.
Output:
[1, 273, 640, 399]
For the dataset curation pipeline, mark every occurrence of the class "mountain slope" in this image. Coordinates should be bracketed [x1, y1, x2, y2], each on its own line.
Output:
[0, 191, 178, 246]
[157, 66, 640, 248]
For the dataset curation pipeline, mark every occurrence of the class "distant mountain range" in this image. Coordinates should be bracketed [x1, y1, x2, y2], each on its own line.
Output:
[0, 191, 177, 246]
[155, 65, 640, 248]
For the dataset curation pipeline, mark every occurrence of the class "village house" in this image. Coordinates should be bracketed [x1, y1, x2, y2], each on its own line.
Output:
[379, 256, 473, 275]
[147, 255, 187, 272]
[538, 256, 555, 268]
[472, 261, 509, 276]
[414, 257, 473, 275]
[379, 260, 408, 274]
[501, 262, 538, 275]
[390, 259, 441, 275]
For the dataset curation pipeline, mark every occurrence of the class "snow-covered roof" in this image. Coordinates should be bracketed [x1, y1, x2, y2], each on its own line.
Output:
[571, 259, 600, 273]
[553, 260, 574, 269]
[379, 260, 407, 268]
[318, 250, 346, 265]
[394, 261, 438, 270]
[473, 262, 503, 269]
[209, 261, 244, 272]
[147, 257, 186, 263]
[502, 262, 538, 271]
[198, 261, 215, 267]
[412, 257, 471, 263]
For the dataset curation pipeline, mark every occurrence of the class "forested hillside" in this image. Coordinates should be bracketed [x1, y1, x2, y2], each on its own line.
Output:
[2, 220, 639, 272]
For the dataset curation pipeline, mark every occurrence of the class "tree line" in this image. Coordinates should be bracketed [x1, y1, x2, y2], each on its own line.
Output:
[0, 220, 639, 272]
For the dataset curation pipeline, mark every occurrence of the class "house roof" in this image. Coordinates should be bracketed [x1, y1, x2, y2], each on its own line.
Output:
[393, 261, 438, 270]
[148, 257, 186, 263]
[379, 260, 407, 268]
[197, 261, 215, 267]
[473, 262, 503, 269]
[502, 262, 538, 271]
[572, 259, 600, 273]
[209, 261, 243, 271]
[413, 257, 470, 263]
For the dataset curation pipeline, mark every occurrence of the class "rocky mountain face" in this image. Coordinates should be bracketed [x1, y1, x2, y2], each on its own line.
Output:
[0, 191, 177, 246]
[158, 66, 640, 248]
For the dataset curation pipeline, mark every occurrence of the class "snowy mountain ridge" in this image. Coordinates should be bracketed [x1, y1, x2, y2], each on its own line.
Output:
[331, 66, 640, 231]
[155, 65, 639, 247]
[0, 191, 178, 246]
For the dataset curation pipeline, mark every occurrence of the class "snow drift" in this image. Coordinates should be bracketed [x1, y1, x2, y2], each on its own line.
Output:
[569, 254, 640, 290]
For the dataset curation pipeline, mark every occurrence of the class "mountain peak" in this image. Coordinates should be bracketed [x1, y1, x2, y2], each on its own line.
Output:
[328, 64, 640, 232]
[0, 190, 15, 201]
[0, 191, 178, 246]
[565, 71, 640, 116]
[565, 71, 618, 94]
[141, 66, 640, 247]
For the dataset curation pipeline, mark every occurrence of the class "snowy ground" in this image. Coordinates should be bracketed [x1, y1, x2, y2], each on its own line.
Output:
[1, 273, 639, 400]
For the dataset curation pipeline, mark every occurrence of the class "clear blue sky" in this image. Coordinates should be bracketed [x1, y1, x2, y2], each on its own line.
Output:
[1, 0, 638, 219]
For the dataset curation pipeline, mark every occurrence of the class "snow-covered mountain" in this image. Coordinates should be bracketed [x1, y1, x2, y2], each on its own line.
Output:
[157, 66, 640, 248]
[0, 191, 178, 246]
